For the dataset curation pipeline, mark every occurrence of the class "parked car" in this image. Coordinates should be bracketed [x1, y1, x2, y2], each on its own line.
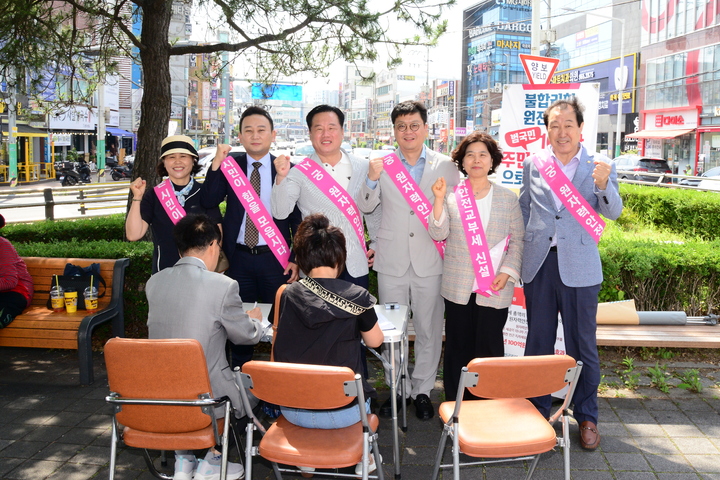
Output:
[614, 154, 672, 184]
[381, 145, 396, 151]
[196, 145, 246, 176]
[352, 147, 372, 161]
[697, 166, 720, 191]
[290, 143, 315, 164]
[368, 149, 390, 160]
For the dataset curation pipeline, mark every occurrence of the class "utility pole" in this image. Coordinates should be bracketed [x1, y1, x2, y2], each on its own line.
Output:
[96, 79, 106, 181]
[7, 67, 18, 187]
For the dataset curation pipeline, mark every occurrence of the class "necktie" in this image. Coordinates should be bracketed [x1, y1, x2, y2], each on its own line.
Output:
[244, 162, 262, 248]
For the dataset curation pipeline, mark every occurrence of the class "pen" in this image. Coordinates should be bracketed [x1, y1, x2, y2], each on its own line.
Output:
[253, 301, 257, 309]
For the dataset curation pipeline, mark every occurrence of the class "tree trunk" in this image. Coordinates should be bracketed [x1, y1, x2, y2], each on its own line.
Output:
[131, 0, 172, 190]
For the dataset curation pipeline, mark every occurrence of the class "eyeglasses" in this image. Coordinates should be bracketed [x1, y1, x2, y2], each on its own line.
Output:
[394, 122, 423, 132]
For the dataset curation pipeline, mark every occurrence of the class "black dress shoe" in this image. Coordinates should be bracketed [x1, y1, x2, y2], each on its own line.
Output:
[414, 393, 434, 420]
[378, 396, 411, 417]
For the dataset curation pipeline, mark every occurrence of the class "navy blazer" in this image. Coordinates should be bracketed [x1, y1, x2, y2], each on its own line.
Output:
[200, 152, 301, 264]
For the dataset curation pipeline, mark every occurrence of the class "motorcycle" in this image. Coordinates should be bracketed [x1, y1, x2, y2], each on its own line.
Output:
[110, 159, 133, 181]
[57, 160, 92, 186]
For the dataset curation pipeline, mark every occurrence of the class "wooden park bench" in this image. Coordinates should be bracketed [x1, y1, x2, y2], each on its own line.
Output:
[0, 257, 130, 385]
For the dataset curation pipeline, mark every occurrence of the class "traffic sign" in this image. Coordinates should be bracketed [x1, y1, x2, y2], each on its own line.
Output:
[519, 54, 560, 85]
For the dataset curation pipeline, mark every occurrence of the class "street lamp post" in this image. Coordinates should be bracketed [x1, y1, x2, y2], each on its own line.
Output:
[562, 9, 625, 157]
[614, 18, 626, 157]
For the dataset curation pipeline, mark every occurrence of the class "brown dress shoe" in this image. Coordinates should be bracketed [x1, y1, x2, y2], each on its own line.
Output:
[579, 421, 601, 450]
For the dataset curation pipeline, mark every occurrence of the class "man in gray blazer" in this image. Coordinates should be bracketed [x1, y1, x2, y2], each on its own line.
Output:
[357, 101, 460, 420]
[147, 214, 263, 417]
[520, 97, 623, 451]
[146, 214, 263, 480]
[272, 105, 379, 288]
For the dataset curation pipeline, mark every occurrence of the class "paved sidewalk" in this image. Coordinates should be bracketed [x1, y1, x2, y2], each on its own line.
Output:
[1, 347, 719, 479]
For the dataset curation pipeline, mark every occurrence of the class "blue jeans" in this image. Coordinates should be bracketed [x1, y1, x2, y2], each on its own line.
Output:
[281, 398, 372, 429]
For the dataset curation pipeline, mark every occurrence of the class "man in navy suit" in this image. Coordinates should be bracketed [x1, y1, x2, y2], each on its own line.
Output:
[520, 97, 623, 451]
[201, 106, 301, 368]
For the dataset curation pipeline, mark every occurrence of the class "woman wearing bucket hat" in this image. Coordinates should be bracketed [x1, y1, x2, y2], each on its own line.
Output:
[126, 135, 222, 274]
[0, 214, 34, 328]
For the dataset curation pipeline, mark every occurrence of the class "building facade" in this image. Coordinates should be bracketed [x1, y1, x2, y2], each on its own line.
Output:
[633, 0, 720, 174]
[461, 0, 532, 137]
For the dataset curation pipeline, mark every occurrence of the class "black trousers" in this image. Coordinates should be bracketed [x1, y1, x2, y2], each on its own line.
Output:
[227, 247, 290, 369]
[443, 295, 509, 401]
[524, 250, 601, 425]
[0, 291, 28, 328]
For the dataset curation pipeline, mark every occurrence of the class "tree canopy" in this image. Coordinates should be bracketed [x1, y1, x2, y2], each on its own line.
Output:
[1, 0, 452, 191]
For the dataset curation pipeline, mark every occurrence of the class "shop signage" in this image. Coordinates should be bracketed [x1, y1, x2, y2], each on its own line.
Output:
[551, 55, 636, 115]
[643, 108, 698, 130]
[468, 21, 532, 38]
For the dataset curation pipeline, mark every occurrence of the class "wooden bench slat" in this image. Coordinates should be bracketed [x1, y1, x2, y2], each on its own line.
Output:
[597, 324, 720, 349]
[0, 328, 78, 340]
[4, 318, 84, 330]
[0, 337, 78, 349]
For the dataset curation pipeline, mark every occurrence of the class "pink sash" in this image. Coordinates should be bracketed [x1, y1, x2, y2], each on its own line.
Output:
[154, 179, 186, 224]
[454, 180, 496, 297]
[382, 153, 445, 259]
[219, 156, 290, 268]
[532, 150, 605, 243]
[295, 158, 367, 253]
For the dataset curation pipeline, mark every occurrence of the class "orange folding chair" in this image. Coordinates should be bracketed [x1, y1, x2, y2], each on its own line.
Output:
[236, 360, 384, 480]
[430, 355, 583, 480]
[104, 338, 240, 480]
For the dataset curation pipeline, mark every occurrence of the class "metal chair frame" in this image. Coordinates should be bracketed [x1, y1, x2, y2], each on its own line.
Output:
[104, 338, 241, 480]
[430, 355, 583, 480]
[236, 360, 385, 480]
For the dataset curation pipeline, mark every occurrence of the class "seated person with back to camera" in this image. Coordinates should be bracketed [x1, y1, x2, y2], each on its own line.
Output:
[146, 213, 263, 480]
[271, 213, 384, 474]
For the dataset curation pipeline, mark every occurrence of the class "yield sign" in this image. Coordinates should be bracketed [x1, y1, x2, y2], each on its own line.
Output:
[519, 54, 560, 85]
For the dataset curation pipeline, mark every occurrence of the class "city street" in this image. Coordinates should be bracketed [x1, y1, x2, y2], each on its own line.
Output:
[0, 178, 129, 224]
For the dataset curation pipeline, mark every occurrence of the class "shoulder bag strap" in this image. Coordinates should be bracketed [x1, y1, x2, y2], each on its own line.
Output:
[270, 284, 288, 362]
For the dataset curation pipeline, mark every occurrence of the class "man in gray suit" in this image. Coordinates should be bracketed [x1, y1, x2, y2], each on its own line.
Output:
[147, 214, 263, 480]
[272, 104, 379, 289]
[357, 101, 460, 420]
[520, 97, 623, 451]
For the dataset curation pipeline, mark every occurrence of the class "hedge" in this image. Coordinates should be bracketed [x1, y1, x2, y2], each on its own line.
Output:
[599, 236, 720, 315]
[2, 214, 126, 243]
[619, 184, 720, 241]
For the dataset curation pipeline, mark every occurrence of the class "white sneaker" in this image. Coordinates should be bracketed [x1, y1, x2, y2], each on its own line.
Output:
[193, 450, 245, 480]
[354, 453, 381, 476]
[298, 466, 315, 478]
[173, 454, 197, 480]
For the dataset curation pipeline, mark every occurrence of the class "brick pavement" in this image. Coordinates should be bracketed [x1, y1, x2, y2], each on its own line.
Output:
[1, 347, 719, 479]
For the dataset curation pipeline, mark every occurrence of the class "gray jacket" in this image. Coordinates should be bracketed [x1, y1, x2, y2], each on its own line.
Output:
[519, 146, 623, 287]
[146, 256, 263, 417]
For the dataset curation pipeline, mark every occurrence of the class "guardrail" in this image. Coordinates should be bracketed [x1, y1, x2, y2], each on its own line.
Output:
[0, 181, 133, 223]
[617, 172, 720, 190]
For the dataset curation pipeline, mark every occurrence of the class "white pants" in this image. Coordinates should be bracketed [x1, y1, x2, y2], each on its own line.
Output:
[378, 266, 444, 398]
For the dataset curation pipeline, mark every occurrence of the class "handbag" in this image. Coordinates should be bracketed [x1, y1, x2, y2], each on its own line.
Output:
[215, 248, 230, 273]
[46, 263, 107, 311]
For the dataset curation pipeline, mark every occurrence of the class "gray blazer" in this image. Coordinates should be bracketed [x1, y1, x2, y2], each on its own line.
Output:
[271, 152, 381, 278]
[429, 184, 524, 309]
[146, 256, 263, 417]
[519, 146, 623, 287]
[357, 148, 460, 278]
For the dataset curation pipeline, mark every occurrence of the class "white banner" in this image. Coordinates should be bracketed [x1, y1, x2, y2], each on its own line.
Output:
[496, 83, 600, 189]
[503, 286, 565, 357]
